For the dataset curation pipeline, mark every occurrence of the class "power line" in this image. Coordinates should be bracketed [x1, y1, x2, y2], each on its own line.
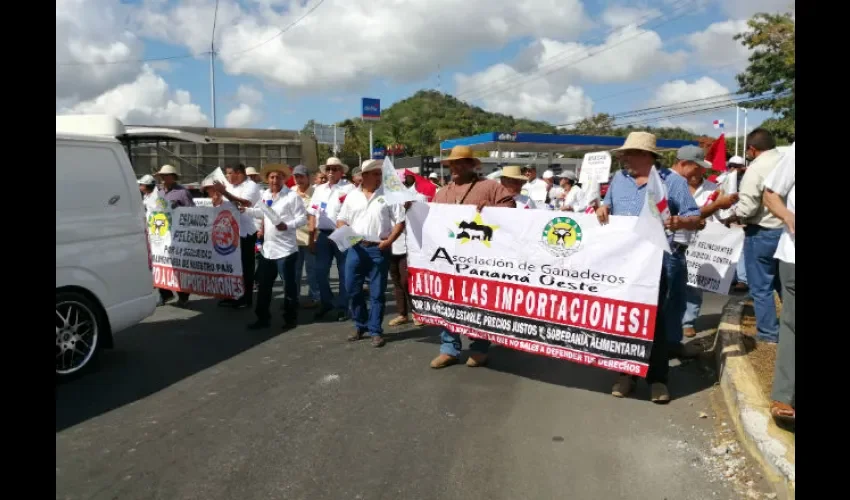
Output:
[457, 0, 698, 102]
[55, 0, 326, 67]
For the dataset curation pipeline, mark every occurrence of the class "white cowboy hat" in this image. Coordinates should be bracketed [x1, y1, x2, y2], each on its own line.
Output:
[612, 131, 659, 156]
[321, 157, 349, 173]
[360, 159, 382, 173]
[154, 164, 180, 178]
[245, 166, 260, 177]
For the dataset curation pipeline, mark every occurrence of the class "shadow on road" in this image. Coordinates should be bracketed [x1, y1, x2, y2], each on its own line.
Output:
[56, 296, 290, 433]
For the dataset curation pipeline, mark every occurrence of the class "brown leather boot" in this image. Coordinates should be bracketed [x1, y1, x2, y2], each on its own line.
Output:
[430, 354, 459, 369]
[466, 353, 488, 367]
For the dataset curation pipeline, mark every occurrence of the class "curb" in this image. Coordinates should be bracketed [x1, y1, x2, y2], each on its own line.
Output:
[714, 297, 795, 499]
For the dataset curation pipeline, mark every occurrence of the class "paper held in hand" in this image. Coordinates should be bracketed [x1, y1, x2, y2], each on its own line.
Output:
[328, 225, 376, 251]
[259, 204, 282, 226]
[203, 167, 228, 187]
[381, 157, 417, 205]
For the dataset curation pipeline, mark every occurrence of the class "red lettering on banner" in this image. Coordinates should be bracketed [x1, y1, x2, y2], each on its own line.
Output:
[409, 268, 656, 341]
[153, 264, 244, 300]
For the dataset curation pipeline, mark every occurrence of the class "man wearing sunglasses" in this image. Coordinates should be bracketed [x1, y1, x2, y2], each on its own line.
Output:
[308, 157, 356, 321]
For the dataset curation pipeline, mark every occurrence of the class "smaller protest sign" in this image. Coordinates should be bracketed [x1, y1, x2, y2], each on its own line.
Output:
[685, 222, 744, 294]
[193, 198, 213, 207]
[149, 205, 245, 299]
[328, 225, 369, 251]
[578, 151, 612, 186]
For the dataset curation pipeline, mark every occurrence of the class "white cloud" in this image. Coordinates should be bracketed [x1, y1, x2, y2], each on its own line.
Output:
[56, 0, 144, 103]
[236, 85, 264, 107]
[225, 85, 265, 127]
[719, 0, 794, 19]
[647, 77, 732, 108]
[601, 5, 662, 28]
[455, 63, 593, 125]
[133, 0, 591, 92]
[686, 20, 752, 69]
[60, 66, 208, 126]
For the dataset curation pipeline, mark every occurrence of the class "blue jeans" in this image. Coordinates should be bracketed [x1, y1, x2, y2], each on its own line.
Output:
[743, 226, 782, 342]
[295, 246, 320, 302]
[735, 251, 748, 284]
[344, 244, 389, 335]
[683, 285, 703, 329]
[662, 248, 688, 345]
[440, 329, 491, 357]
[315, 230, 348, 310]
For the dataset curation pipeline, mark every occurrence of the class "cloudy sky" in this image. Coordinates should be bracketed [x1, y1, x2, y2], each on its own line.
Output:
[56, 0, 794, 136]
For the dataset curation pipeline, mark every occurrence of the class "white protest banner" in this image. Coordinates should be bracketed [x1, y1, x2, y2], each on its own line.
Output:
[381, 157, 416, 205]
[148, 205, 245, 299]
[406, 203, 663, 377]
[578, 151, 612, 186]
[685, 222, 744, 294]
[328, 225, 368, 251]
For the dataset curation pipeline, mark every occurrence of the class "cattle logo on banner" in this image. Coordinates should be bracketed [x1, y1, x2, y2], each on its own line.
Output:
[540, 216, 583, 257]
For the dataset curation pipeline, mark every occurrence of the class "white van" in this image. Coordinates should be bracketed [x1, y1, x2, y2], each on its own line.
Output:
[56, 116, 158, 379]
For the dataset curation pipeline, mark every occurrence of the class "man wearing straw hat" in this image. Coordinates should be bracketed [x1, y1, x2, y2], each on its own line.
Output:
[213, 163, 263, 308]
[308, 157, 356, 321]
[153, 164, 195, 307]
[240, 164, 307, 331]
[596, 132, 702, 403]
[245, 166, 262, 184]
[495, 166, 538, 209]
[429, 146, 515, 369]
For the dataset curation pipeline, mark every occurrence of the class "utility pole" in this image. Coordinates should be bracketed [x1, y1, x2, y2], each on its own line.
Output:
[210, 0, 220, 127]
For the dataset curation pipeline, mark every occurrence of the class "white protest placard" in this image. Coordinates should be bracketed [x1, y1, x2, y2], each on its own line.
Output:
[578, 151, 612, 186]
[193, 198, 213, 207]
[685, 222, 744, 294]
[148, 205, 245, 299]
[381, 157, 416, 205]
[406, 203, 663, 378]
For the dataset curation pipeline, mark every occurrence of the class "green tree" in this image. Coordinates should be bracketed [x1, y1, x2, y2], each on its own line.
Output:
[572, 113, 616, 135]
[735, 11, 795, 140]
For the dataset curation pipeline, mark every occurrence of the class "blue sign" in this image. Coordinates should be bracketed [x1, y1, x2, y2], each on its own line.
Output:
[372, 147, 386, 159]
[362, 98, 381, 121]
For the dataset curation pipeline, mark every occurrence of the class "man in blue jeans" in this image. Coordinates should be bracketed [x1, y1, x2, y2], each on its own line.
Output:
[291, 165, 321, 308]
[728, 129, 784, 343]
[308, 158, 356, 321]
[334, 160, 405, 348]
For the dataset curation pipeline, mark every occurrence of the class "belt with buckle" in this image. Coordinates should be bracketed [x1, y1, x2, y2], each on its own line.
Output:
[671, 242, 688, 253]
[359, 240, 379, 247]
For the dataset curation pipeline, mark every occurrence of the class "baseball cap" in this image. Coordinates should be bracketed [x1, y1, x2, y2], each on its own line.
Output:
[542, 170, 555, 180]
[137, 174, 156, 185]
[677, 145, 712, 169]
[728, 155, 745, 166]
[561, 171, 577, 181]
[292, 165, 308, 176]
[429, 172, 439, 179]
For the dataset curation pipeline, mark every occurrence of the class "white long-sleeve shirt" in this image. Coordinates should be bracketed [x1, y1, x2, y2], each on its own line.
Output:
[244, 187, 307, 259]
[764, 144, 795, 264]
[336, 186, 405, 242]
[732, 149, 784, 228]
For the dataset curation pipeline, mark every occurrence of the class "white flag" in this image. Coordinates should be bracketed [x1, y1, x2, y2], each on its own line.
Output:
[203, 167, 228, 187]
[381, 157, 416, 205]
[582, 177, 600, 214]
[718, 169, 738, 220]
[634, 166, 672, 253]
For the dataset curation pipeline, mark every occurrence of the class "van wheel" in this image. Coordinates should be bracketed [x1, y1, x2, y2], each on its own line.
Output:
[56, 291, 103, 379]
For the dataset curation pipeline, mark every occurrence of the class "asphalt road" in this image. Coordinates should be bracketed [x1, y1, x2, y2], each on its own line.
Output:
[57, 280, 752, 500]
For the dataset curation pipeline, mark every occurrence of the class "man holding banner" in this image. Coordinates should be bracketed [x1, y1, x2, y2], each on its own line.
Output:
[429, 146, 515, 369]
[597, 132, 702, 403]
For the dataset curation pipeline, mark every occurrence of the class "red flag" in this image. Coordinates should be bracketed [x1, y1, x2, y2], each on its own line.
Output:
[403, 169, 437, 201]
[285, 175, 296, 188]
[706, 134, 727, 172]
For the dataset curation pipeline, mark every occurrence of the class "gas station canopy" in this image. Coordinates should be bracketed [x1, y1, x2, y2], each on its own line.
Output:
[440, 132, 697, 154]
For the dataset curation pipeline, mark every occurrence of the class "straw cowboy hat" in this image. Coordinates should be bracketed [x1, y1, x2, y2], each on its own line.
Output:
[260, 163, 292, 179]
[499, 166, 526, 181]
[154, 164, 180, 178]
[613, 131, 659, 156]
[321, 157, 349, 173]
[441, 145, 481, 165]
[360, 159, 382, 173]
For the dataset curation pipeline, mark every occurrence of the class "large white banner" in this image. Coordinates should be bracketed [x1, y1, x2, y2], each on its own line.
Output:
[148, 204, 245, 299]
[685, 222, 744, 294]
[406, 203, 663, 377]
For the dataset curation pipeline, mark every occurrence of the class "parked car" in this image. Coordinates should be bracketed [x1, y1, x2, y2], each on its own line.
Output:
[56, 115, 158, 379]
